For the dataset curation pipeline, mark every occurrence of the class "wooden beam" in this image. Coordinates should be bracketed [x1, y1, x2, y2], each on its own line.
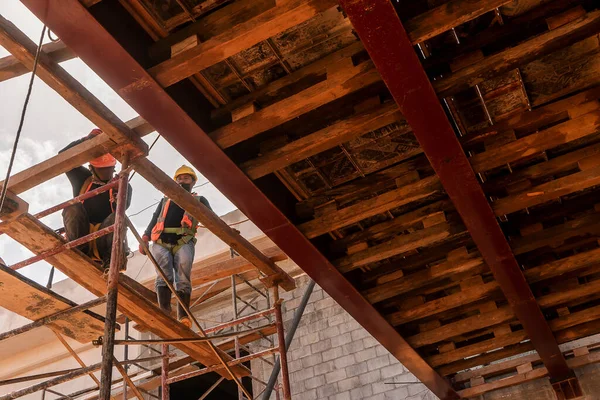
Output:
[0, 15, 148, 153]
[335, 222, 462, 273]
[0, 262, 105, 343]
[334, 199, 453, 252]
[297, 175, 443, 239]
[2, 213, 247, 378]
[458, 348, 600, 397]
[133, 158, 295, 291]
[493, 165, 600, 216]
[51, 330, 104, 392]
[433, 10, 600, 97]
[147, 0, 338, 88]
[363, 251, 485, 304]
[190, 271, 260, 306]
[0, 117, 153, 196]
[148, 0, 277, 61]
[387, 281, 500, 326]
[405, 0, 511, 44]
[406, 306, 514, 348]
[241, 102, 405, 179]
[210, 41, 364, 120]
[524, 247, 600, 284]
[428, 331, 530, 370]
[453, 352, 541, 384]
[209, 60, 381, 149]
[0, 40, 75, 83]
[511, 212, 600, 255]
[461, 85, 600, 149]
[469, 110, 600, 173]
[190, 247, 286, 287]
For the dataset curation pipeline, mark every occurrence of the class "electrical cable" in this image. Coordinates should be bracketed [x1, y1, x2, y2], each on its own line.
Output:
[0, 25, 47, 218]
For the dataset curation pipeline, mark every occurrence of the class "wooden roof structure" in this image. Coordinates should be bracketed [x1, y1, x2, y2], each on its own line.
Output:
[4, 0, 600, 398]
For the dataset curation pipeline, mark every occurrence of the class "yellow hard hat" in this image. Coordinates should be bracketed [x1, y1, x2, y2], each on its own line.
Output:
[174, 165, 198, 182]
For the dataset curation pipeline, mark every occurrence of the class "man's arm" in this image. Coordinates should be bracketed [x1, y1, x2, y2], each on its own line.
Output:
[59, 137, 92, 197]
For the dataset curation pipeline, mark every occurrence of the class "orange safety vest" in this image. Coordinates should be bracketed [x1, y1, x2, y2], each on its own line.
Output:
[151, 195, 200, 243]
[79, 176, 116, 213]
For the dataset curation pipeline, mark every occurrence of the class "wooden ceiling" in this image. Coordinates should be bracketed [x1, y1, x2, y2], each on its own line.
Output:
[77, 0, 600, 396]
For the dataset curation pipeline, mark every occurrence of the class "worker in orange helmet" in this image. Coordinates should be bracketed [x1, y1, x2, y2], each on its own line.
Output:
[139, 165, 211, 328]
[59, 129, 132, 270]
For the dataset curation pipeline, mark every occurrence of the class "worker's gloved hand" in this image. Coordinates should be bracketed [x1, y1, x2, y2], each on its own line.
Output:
[87, 128, 103, 138]
[139, 235, 150, 255]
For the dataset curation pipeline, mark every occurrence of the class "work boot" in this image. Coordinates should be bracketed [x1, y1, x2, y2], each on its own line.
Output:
[177, 291, 192, 329]
[157, 286, 172, 314]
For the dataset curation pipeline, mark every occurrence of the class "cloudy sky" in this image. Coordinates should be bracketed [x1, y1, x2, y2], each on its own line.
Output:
[0, 1, 236, 284]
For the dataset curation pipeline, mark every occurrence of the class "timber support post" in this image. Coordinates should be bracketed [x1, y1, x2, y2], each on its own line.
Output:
[99, 154, 131, 400]
[272, 286, 292, 400]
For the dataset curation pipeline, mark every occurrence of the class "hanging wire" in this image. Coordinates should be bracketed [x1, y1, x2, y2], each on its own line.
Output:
[0, 25, 47, 217]
[47, 29, 59, 43]
[128, 133, 161, 182]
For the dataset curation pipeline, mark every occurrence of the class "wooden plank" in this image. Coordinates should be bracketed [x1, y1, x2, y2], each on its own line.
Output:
[0, 16, 148, 152]
[405, 0, 511, 44]
[190, 270, 261, 306]
[241, 102, 405, 179]
[147, 0, 339, 88]
[492, 165, 600, 216]
[3, 213, 247, 378]
[433, 10, 600, 97]
[297, 175, 443, 239]
[459, 367, 549, 398]
[549, 304, 600, 332]
[0, 40, 75, 83]
[149, 0, 277, 61]
[335, 222, 460, 273]
[209, 60, 382, 149]
[190, 247, 286, 287]
[461, 85, 600, 149]
[0, 117, 153, 196]
[334, 200, 453, 252]
[0, 263, 105, 343]
[538, 279, 600, 311]
[524, 247, 600, 284]
[483, 141, 600, 194]
[511, 213, 600, 255]
[211, 41, 364, 120]
[363, 252, 485, 304]
[133, 158, 295, 291]
[387, 281, 500, 326]
[406, 306, 514, 348]
[547, 6, 587, 30]
[470, 110, 600, 173]
[453, 351, 540, 384]
[433, 338, 533, 374]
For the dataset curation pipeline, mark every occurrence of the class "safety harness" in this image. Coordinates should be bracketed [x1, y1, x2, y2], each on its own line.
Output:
[79, 175, 116, 262]
[151, 195, 200, 253]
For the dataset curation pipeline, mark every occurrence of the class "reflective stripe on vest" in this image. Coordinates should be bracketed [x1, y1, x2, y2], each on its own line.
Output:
[150, 196, 199, 242]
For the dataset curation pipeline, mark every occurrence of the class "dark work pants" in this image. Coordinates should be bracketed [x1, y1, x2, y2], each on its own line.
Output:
[62, 203, 126, 268]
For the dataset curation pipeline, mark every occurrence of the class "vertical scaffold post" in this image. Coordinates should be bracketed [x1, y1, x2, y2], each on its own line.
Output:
[161, 344, 170, 400]
[232, 275, 243, 400]
[272, 286, 291, 400]
[99, 154, 130, 400]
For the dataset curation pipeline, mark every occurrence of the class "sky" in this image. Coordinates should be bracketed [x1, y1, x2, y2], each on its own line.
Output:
[0, 0, 236, 284]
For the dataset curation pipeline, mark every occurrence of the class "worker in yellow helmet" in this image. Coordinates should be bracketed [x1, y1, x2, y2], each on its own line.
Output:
[59, 129, 132, 270]
[140, 165, 211, 328]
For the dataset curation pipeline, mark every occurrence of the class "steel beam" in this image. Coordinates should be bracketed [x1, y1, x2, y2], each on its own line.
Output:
[337, 0, 571, 380]
[18, 1, 459, 398]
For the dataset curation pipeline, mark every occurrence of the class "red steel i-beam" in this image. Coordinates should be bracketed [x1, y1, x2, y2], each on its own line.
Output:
[20, 1, 459, 398]
[337, 0, 570, 380]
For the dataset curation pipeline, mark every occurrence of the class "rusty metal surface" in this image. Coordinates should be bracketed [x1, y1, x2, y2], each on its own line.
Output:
[18, 1, 459, 398]
[337, 0, 570, 381]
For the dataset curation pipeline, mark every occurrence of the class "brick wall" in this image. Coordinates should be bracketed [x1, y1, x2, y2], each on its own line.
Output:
[250, 275, 437, 400]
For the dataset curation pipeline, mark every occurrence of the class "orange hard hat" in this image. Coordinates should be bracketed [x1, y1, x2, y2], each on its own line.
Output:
[90, 154, 117, 168]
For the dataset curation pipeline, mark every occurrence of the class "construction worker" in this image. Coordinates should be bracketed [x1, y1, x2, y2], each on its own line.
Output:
[59, 129, 132, 270]
[139, 165, 211, 328]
